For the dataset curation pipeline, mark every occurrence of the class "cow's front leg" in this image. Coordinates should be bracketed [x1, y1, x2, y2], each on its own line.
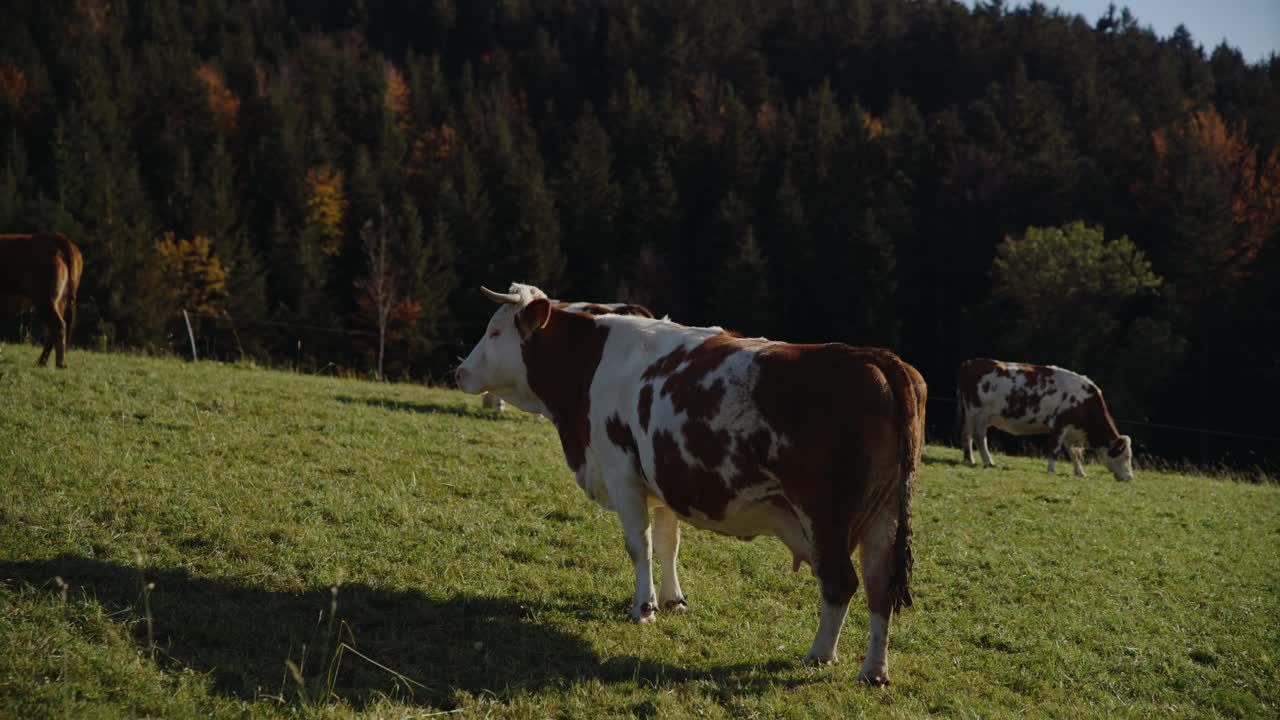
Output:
[615, 489, 657, 623]
[653, 506, 687, 612]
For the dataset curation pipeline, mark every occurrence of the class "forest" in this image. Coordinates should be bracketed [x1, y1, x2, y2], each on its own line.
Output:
[0, 0, 1277, 467]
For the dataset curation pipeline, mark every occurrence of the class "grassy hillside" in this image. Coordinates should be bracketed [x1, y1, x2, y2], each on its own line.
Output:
[1, 344, 1276, 719]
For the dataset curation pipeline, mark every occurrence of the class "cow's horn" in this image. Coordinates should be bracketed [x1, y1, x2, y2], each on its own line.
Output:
[480, 286, 521, 304]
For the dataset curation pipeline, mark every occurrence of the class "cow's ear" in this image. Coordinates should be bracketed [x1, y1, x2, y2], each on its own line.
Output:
[516, 297, 553, 338]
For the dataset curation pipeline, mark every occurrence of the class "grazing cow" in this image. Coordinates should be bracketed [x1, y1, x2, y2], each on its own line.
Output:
[957, 358, 1134, 481]
[0, 233, 83, 368]
[456, 284, 923, 684]
[480, 300, 656, 411]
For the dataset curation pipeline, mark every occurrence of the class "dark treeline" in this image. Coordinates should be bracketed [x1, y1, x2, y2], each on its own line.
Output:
[1, 0, 1277, 467]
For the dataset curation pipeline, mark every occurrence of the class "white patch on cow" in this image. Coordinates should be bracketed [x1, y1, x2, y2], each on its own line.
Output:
[455, 284, 550, 417]
[858, 613, 890, 681]
[804, 597, 851, 665]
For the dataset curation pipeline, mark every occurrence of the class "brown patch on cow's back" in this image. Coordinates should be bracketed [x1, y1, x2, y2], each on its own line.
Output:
[642, 345, 689, 381]
[521, 308, 611, 472]
[612, 304, 655, 318]
[958, 358, 999, 406]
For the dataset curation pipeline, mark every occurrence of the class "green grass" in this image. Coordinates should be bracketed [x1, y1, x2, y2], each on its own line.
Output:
[1, 343, 1277, 719]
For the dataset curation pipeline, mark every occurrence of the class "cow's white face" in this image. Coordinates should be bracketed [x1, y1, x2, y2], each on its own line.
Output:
[1104, 435, 1134, 481]
[455, 285, 551, 415]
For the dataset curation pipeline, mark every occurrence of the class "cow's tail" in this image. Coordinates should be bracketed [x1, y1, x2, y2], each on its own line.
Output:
[61, 234, 82, 341]
[876, 351, 922, 614]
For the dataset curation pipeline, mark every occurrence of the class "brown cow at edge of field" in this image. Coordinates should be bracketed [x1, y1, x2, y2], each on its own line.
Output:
[0, 233, 84, 368]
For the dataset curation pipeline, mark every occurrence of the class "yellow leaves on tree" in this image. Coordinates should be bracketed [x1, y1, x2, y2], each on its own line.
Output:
[305, 166, 348, 255]
[197, 63, 240, 135]
[384, 63, 411, 131]
[155, 233, 231, 314]
[1152, 105, 1280, 267]
[406, 124, 460, 176]
[0, 66, 27, 114]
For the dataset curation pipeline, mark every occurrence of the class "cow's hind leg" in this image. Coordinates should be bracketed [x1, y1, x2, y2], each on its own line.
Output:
[653, 506, 687, 612]
[856, 504, 899, 686]
[1048, 430, 1068, 473]
[977, 421, 996, 468]
[1069, 447, 1087, 477]
[960, 407, 976, 465]
[35, 299, 64, 368]
[803, 517, 857, 666]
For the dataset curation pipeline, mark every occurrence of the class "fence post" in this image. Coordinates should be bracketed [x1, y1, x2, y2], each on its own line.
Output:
[182, 309, 198, 362]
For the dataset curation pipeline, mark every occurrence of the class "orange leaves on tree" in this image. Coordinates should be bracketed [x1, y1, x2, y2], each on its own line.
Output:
[755, 102, 779, 137]
[70, 0, 111, 38]
[384, 63, 411, 131]
[305, 166, 348, 255]
[1151, 105, 1280, 267]
[862, 111, 886, 140]
[0, 66, 27, 114]
[155, 233, 231, 314]
[406, 124, 460, 176]
[197, 63, 240, 134]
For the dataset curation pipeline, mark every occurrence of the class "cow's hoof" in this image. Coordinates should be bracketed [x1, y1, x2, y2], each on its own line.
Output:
[857, 670, 890, 687]
[630, 602, 657, 624]
[662, 598, 688, 613]
[802, 652, 837, 666]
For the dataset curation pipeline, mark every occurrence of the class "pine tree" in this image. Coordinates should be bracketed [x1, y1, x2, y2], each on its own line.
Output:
[556, 102, 620, 298]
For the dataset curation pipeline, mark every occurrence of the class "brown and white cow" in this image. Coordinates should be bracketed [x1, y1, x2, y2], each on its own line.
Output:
[0, 233, 83, 368]
[480, 300, 656, 411]
[456, 283, 923, 684]
[957, 358, 1134, 481]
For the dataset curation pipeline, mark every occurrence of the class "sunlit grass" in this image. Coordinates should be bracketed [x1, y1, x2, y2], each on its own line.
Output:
[1, 343, 1276, 718]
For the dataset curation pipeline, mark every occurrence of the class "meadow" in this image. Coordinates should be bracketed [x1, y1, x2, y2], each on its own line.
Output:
[1, 344, 1276, 719]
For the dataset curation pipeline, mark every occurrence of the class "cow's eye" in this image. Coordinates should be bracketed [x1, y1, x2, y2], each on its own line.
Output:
[488, 329, 501, 338]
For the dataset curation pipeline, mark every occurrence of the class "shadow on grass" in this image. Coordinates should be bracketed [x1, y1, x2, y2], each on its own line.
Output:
[335, 394, 520, 421]
[1, 555, 812, 709]
[922, 454, 966, 468]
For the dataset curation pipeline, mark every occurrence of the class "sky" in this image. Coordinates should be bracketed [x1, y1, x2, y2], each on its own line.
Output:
[967, 1, 1280, 64]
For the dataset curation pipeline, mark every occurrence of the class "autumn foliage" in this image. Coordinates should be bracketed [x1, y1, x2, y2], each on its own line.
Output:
[305, 166, 348, 255]
[155, 233, 231, 314]
[0, 67, 28, 114]
[70, 0, 111, 38]
[197, 63, 240, 134]
[1151, 105, 1280, 267]
[406, 124, 460, 176]
[384, 63, 411, 131]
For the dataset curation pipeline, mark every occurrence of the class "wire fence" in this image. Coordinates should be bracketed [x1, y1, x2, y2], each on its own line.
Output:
[3, 304, 1275, 475]
[924, 395, 1279, 475]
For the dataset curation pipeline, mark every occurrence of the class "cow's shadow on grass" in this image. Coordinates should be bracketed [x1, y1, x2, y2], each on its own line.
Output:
[922, 454, 966, 468]
[335, 394, 522, 421]
[2, 556, 812, 709]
